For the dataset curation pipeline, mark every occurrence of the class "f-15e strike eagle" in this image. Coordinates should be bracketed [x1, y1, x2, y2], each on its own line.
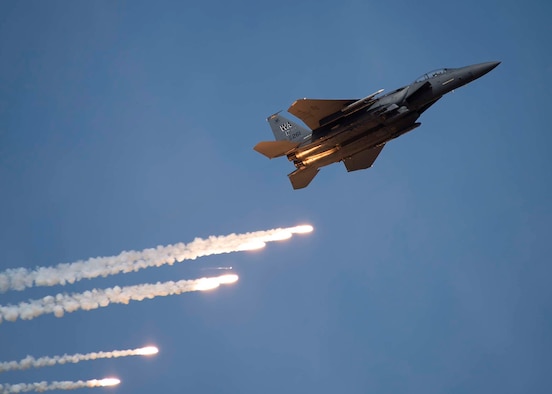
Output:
[254, 61, 500, 189]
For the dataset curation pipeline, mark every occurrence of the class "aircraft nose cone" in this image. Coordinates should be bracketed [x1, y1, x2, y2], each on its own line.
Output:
[469, 61, 501, 79]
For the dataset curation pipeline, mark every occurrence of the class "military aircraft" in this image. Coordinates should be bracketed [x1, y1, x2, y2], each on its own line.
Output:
[254, 61, 500, 189]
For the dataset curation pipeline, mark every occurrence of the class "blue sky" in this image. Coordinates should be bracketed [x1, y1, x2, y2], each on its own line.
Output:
[0, 0, 551, 393]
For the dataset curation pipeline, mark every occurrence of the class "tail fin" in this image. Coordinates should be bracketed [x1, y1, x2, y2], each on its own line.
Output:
[267, 113, 311, 142]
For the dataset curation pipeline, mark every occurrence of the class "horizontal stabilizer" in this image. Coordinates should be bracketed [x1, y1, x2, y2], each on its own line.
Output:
[288, 98, 356, 130]
[254, 140, 299, 159]
[343, 144, 385, 172]
[288, 167, 319, 189]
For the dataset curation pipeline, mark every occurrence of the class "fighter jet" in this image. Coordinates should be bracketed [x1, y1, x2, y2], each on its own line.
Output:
[254, 61, 500, 189]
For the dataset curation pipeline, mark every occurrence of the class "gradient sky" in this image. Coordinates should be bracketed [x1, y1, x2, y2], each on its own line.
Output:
[1, 1, 551, 393]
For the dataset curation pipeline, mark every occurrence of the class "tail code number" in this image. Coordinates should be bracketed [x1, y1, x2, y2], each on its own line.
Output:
[279, 122, 293, 133]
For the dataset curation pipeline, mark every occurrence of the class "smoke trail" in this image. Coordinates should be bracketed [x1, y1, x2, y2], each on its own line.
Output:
[0, 346, 158, 373]
[0, 225, 312, 293]
[0, 377, 120, 393]
[0, 274, 238, 324]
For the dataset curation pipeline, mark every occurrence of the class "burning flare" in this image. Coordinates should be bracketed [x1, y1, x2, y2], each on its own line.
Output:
[134, 346, 158, 356]
[290, 224, 314, 234]
[0, 377, 120, 393]
[96, 378, 120, 387]
[194, 278, 221, 291]
[0, 274, 239, 323]
[216, 274, 239, 284]
[0, 224, 313, 293]
[0, 346, 158, 373]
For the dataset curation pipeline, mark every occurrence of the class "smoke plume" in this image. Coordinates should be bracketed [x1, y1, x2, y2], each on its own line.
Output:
[0, 346, 158, 373]
[0, 225, 312, 293]
[0, 274, 238, 324]
[0, 377, 120, 393]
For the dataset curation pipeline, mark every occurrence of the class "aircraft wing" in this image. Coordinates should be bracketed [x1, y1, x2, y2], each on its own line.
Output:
[288, 98, 357, 130]
[343, 144, 385, 172]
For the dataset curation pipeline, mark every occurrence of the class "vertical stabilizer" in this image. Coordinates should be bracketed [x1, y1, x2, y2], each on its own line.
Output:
[267, 113, 311, 142]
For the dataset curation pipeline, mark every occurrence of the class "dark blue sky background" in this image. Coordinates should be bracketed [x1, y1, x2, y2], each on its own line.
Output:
[1, 0, 551, 393]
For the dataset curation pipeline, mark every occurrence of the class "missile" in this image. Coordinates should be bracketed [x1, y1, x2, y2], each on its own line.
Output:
[319, 89, 385, 126]
[341, 89, 384, 113]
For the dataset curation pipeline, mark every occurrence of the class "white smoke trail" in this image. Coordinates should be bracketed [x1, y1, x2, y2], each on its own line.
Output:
[0, 377, 120, 393]
[0, 225, 312, 293]
[0, 346, 158, 373]
[0, 274, 238, 324]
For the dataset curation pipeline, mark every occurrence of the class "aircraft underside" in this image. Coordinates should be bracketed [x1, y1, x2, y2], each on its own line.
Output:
[286, 112, 421, 189]
[290, 111, 421, 169]
[255, 61, 500, 189]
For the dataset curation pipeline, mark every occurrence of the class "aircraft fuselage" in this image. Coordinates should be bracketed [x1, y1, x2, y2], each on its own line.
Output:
[291, 62, 499, 169]
[254, 61, 500, 189]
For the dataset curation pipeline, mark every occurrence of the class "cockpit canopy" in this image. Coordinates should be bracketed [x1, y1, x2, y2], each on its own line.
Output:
[414, 68, 449, 83]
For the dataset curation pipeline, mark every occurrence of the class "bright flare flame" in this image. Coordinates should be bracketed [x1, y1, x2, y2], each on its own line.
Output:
[97, 378, 120, 387]
[217, 274, 239, 284]
[266, 231, 293, 241]
[290, 224, 314, 234]
[135, 346, 159, 356]
[196, 274, 239, 290]
[238, 240, 266, 251]
[195, 278, 221, 291]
